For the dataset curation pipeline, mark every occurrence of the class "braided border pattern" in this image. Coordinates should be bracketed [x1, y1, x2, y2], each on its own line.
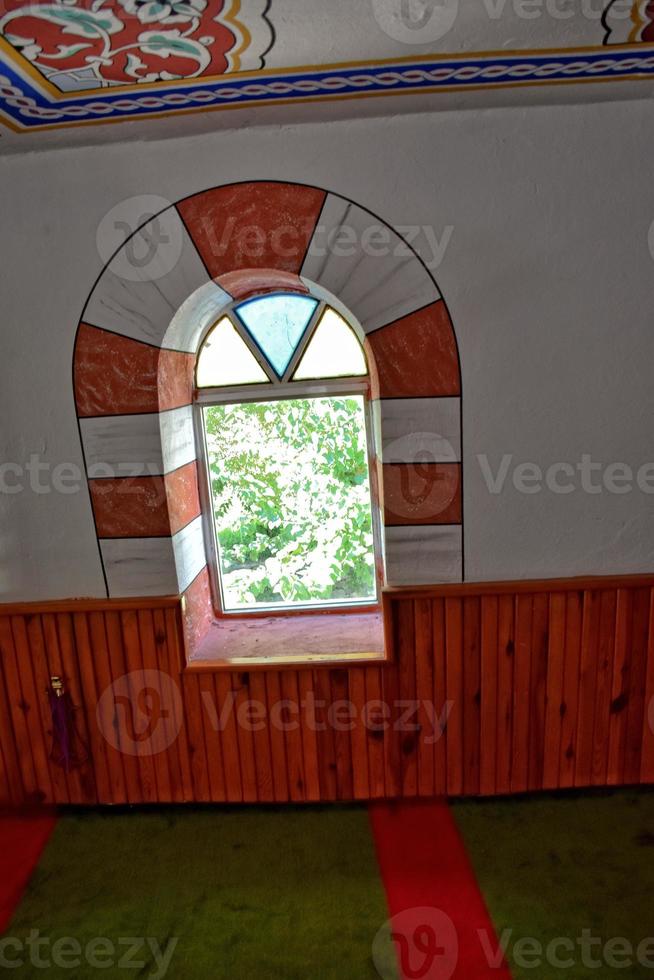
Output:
[3, 52, 654, 125]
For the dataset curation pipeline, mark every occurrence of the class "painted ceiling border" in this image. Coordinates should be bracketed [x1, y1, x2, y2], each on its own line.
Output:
[2, 42, 654, 132]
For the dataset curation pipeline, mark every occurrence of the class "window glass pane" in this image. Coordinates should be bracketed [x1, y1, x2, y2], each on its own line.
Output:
[196, 317, 268, 388]
[292, 307, 367, 381]
[203, 396, 377, 611]
[235, 294, 319, 378]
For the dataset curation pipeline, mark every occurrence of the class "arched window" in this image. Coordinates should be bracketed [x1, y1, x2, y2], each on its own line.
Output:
[194, 292, 382, 614]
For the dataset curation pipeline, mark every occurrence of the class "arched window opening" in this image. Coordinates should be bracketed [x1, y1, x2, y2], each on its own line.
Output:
[194, 292, 381, 614]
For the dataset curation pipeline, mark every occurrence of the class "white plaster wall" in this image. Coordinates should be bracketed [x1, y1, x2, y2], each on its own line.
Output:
[268, 0, 612, 64]
[1, 96, 654, 599]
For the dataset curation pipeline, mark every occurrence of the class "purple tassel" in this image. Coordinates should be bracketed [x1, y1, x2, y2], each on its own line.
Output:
[48, 678, 88, 772]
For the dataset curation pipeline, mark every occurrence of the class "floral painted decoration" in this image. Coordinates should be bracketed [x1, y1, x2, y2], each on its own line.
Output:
[0, 0, 273, 90]
[603, 0, 654, 43]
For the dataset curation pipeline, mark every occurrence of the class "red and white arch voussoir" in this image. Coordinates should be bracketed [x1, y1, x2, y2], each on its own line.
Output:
[73, 181, 462, 618]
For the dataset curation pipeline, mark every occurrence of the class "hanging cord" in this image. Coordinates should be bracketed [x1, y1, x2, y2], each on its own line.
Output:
[48, 676, 89, 772]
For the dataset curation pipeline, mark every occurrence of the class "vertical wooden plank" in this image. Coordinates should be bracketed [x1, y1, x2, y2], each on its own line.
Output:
[0, 663, 24, 801]
[191, 674, 227, 803]
[0, 673, 12, 801]
[0, 725, 11, 806]
[382, 605, 403, 798]
[495, 595, 515, 795]
[590, 591, 617, 787]
[249, 672, 275, 802]
[364, 667, 386, 799]
[528, 593, 549, 792]
[0, 618, 28, 804]
[462, 596, 481, 796]
[149, 611, 184, 803]
[278, 671, 306, 802]
[85, 611, 128, 804]
[348, 667, 370, 800]
[607, 589, 633, 785]
[181, 672, 212, 802]
[54, 612, 99, 803]
[265, 672, 290, 802]
[432, 598, 448, 796]
[542, 593, 566, 790]
[120, 610, 158, 802]
[445, 597, 463, 796]
[414, 599, 435, 798]
[161, 608, 195, 802]
[136, 609, 172, 802]
[559, 591, 583, 788]
[640, 589, 654, 783]
[623, 588, 651, 784]
[72, 613, 113, 804]
[330, 669, 354, 801]
[574, 591, 601, 787]
[397, 602, 418, 798]
[11, 616, 56, 803]
[280, 670, 306, 803]
[233, 671, 259, 803]
[104, 611, 143, 803]
[0, 618, 29, 802]
[213, 672, 244, 802]
[479, 595, 499, 796]
[511, 595, 533, 793]
[297, 670, 321, 802]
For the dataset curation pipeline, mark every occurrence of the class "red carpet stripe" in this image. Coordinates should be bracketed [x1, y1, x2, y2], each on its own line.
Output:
[0, 811, 57, 933]
[370, 800, 511, 979]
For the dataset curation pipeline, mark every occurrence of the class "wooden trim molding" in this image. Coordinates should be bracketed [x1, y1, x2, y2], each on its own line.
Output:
[0, 595, 180, 616]
[383, 573, 654, 599]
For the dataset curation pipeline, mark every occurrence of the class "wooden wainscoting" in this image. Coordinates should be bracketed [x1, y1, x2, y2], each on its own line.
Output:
[1, 576, 654, 806]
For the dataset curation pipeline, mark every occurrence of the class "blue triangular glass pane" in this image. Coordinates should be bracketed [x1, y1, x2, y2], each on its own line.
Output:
[235, 294, 319, 378]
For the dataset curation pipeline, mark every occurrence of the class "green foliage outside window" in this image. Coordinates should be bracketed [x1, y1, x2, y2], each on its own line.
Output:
[204, 396, 376, 609]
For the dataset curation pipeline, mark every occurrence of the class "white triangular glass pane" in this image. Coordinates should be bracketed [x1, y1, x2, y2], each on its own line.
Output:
[235, 294, 319, 378]
[292, 308, 367, 381]
[196, 317, 268, 388]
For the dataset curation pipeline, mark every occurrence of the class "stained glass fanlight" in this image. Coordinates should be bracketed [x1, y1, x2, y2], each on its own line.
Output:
[196, 317, 268, 388]
[195, 293, 367, 388]
[235, 294, 318, 379]
[292, 307, 367, 381]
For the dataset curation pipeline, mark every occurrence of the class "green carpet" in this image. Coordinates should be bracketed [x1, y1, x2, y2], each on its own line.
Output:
[452, 789, 654, 980]
[3, 805, 394, 980]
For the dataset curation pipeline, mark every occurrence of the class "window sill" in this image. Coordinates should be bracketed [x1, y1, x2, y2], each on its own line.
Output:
[185, 609, 387, 671]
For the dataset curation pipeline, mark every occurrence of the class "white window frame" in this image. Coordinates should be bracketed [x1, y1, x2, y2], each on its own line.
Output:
[193, 295, 384, 617]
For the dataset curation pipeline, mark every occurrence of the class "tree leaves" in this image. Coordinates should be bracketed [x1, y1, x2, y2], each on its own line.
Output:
[204, 397, 376, 608]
